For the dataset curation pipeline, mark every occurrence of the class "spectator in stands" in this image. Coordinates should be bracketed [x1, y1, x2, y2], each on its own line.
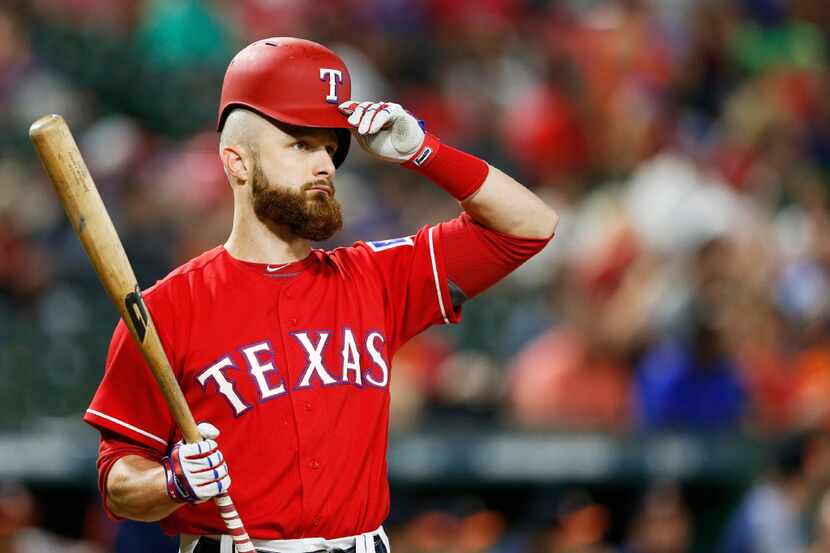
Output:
[808, 488, 830, 553]
[536, 490, 614, 553]
[618, 482, 693, 553]
[634, 300, 747, 432]
[0, 480, 102, 553]
[733, 301, 801, 434]
[791, 324, 830, 431]
[508, 265, 633, 430]
[720, 431, 830, 553]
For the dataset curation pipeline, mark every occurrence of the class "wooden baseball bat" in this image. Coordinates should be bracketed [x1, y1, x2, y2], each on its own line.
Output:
[29, 114, 256, 553]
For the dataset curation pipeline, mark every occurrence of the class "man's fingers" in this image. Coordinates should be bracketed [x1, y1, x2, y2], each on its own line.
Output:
[188, 458, 231, 500]
[339, 100, 422, 161]
[368, 105, 392, 134]
[180, 439, 219, 460]
[195, 474, 232, 499]
[347, 101, 372, 127]
[196, 422, 220, 440]
[343, 100, 396, 134]
[184, 449, 224, 469]
[359, 102, 390, 135]
[358, 105, 377, 134]
[191, 460, 229, 480]
[358, 102, 388, 134]
[338, 101, 359, 115]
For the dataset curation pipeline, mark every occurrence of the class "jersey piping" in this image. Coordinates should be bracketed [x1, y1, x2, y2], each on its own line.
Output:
[86, 409, 167, 446]
[427, 226, 450, 324]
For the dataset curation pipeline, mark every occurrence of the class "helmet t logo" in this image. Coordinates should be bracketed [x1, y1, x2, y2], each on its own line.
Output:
[319, 68, 343, 104]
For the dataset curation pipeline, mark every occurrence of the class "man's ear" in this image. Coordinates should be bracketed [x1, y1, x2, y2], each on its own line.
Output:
[222, 145, 251, 184]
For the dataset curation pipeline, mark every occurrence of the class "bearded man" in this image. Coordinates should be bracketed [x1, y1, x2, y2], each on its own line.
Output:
[84, 37, 558, 553]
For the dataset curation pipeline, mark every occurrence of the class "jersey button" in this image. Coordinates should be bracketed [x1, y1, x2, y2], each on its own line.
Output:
[309, 459, 320, 470]
[285, 290, 294, 299]
[288, 318, 298, 326]
[312, 517, 320, 527]
[304, 401, 312, 411]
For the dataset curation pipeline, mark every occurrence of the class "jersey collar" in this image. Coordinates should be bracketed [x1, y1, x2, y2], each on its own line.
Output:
[220, 246, 318, 277]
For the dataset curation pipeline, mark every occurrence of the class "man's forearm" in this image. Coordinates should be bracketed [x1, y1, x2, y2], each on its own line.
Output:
[336, 101, 559, 239]
[461, 164, 559, 239]
[107, 455, 182, 522]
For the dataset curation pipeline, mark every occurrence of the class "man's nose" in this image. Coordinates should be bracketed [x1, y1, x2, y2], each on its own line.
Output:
[313, 149, 336, 177]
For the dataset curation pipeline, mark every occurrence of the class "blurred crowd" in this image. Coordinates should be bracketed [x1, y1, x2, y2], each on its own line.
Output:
[5, 431, 830, 553]
[3, 0, 830, 551]
[2, 0, 829, 437]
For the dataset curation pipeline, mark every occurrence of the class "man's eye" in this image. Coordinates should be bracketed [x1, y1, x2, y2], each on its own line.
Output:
[326, 145, 337, 157]
[292, 142, 308, 150]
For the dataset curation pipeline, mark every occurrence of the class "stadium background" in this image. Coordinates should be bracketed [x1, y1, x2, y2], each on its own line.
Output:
[2, 0, 830, 551]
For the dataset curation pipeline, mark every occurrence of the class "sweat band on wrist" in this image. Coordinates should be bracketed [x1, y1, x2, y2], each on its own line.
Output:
[162, 455, 194, 504]
[403, 133, 490, 202]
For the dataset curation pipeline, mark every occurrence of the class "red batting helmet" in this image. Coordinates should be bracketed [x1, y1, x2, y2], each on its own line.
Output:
[217, 37, 352, 167]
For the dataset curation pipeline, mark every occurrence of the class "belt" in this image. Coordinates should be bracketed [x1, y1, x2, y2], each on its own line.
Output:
[193, 534, 388, 553]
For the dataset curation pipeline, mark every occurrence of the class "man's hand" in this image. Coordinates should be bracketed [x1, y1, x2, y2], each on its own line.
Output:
[339, 101, 425, 163]
[161, 422, 231, 504]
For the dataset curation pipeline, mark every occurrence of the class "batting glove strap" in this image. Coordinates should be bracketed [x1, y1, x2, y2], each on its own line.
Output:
[162, 453, 198, 504]
[403, 133, 490, 202]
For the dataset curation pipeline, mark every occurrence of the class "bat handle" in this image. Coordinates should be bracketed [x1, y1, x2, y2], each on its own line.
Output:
[213, 493, 256, 552]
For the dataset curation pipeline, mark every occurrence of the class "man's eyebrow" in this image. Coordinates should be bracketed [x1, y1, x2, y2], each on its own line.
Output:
[292, 130, 336, 140]
[293, 131, 338, 149]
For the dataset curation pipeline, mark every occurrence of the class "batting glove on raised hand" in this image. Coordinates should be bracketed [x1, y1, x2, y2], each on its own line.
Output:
[161, 422, 231, 504]
[339, 101, 425, 163]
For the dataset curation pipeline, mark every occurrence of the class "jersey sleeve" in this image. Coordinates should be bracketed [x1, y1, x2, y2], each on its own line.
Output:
[83, 284, 181, 453]
[438, 212, 553, 299]
[358, 212, 553, 352]
[358, 219, 462, 353]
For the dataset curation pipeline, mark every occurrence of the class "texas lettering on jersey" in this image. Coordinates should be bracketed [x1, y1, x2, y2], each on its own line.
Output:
[84, 218, 461, 540]
[197, 329, 390, 417]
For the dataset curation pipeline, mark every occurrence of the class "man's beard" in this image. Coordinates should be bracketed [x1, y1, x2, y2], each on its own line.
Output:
[251, 164, 343, 241]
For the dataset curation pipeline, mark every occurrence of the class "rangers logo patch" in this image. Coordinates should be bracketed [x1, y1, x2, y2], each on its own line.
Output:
[366, 236, 414, 252]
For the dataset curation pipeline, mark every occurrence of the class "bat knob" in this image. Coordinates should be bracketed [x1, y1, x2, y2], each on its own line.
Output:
[29, 114, 66, 139]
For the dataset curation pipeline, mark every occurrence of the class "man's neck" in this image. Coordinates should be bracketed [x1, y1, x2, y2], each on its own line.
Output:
[224, 209, 312, 264]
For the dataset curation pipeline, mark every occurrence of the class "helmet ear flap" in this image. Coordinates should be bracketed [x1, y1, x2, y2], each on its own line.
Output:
[333, 129, 351, 168]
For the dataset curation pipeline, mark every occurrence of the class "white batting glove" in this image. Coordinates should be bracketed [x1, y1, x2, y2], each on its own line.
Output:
[161, 422, 231, 504]
[338, 101, 425, 163]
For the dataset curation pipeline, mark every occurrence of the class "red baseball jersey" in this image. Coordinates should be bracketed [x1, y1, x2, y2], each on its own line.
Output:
[85, 217, 466, 539]
[85, 212, 552, 540]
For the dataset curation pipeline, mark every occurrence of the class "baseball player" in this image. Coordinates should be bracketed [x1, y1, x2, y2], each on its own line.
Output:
[84, 37, 558, 553]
